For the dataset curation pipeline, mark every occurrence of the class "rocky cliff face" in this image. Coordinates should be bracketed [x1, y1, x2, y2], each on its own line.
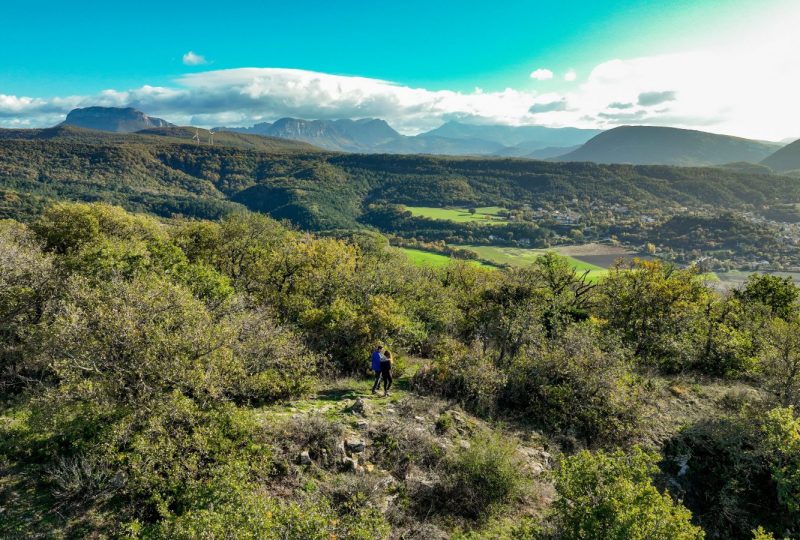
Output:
[62, 107, 175, 133]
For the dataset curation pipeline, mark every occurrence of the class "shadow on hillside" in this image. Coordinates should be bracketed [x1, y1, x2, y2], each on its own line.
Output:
[315, 388, 362, 402]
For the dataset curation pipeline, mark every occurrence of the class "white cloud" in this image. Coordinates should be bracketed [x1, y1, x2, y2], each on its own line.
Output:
[529, 68, 554, 81]
[2, 6, 800, 141]
[563, 69, 577, 82]
[182, 51, 208, 66]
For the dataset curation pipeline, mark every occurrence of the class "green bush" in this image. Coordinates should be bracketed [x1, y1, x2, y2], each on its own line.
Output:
[413, 349, 506, 417]
[503, 323, 646, 446]
[550, 448, 704, 539]
[432, 432, 525, 520]
[0, 220, 56, 390]
[118, 395, 273, 517]
[146, 490, 390, 540]
[599, 259, 708, 371]
[762, 407, 800, 518]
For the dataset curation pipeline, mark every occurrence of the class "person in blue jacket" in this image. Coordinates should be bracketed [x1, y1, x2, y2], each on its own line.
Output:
[371, 344, 384, 395]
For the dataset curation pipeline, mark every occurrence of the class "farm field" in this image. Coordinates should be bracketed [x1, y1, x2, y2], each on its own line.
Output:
[554, 243, 642, 268]
[459, 244, 608, 280]
[399, 248, 486, 268]
[401, 243, 636, 280]
[713, 269, 800, 290]
[405, 206, 508, 225]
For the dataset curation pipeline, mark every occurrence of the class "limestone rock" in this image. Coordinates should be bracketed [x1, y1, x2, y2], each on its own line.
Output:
[345, 438, 366, 453]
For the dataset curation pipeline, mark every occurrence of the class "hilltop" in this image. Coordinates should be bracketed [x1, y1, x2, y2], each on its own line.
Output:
[556, 125, 781, 166]
[61, 106, 174, 132]
[761, 137, 800, 172]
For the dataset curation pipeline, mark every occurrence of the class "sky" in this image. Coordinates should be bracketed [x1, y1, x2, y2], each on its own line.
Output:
[1, 0, 799, 140]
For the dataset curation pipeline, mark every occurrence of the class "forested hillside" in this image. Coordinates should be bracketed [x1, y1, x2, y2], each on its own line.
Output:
[3, 202, 800, 538]
[557, 126, 781, 166]
[2, 131, 798, 227]
[762, 137, 800, 173]
[3, 130, 800, 268]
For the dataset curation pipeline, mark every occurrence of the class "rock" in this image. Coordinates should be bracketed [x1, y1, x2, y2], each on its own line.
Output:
[334, 440, 347, 460]
[530, 462, 545, 475]
[345, 439, 366, 453]
[356, 420, 369, 430]
[62, 106, 175, 133]
[414, 415, 425, 422]
[299, 451, 312, 465]
[385, 408, 396, 415]
[351, 398, 368, 416]
[458, 439, 471, 450]
[343, 456, 358, 470]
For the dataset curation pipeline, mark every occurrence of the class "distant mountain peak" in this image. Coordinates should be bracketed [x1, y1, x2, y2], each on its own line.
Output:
[217, 117, 601, 156]
[62, 106, 174, 133]
[219, 117, 402, 151]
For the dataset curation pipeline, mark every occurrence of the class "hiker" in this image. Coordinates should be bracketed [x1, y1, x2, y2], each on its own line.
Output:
[371, 344, 384, 394]
[380, 350, 393, 396]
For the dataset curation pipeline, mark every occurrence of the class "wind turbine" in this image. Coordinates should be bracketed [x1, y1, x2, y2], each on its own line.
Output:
[208, 129, 215, 145]
[192, 128, 201, 145]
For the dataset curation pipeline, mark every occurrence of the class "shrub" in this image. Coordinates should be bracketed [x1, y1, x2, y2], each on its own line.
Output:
[147, 489, 390, 540]
[432, 432, 525, 520]
[370, 420, 443, 478]
[118, 394, 273, 518]
[599, 259, 708, 371]
[275, 414, 345, 468]
[759, 319, 800, 407]
[413, 349, 505, 417]
[550, 448, 704, 539]
[226, 307, 317, 404]
[504, 323, 646, 446]
[733, 274, 799, 321]
[0, 220, 56, 389]
[762, 407, 800, 518]
[45, 452, 119, 505]
[44, 274, 236, 407]
[665, 413, 790, 538]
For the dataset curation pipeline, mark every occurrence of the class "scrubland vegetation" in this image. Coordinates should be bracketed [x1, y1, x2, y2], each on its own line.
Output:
[2, 201, 800, 538]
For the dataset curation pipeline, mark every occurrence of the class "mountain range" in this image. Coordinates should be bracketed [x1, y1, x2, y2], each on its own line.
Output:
[218, 118, 601, 156]
[56, 106, 796, 168]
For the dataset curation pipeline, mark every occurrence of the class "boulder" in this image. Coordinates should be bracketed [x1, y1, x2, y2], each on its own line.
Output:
[299, 450, 312, 465]
[345, 438, 366, 453]
[351, 398, 369, 416]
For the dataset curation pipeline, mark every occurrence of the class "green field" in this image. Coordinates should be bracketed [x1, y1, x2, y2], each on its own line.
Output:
[401, 245, 608, 280]
[460, 245, 608, 280]
[400, 248, 464, 267]
[405, 206, 508, 225]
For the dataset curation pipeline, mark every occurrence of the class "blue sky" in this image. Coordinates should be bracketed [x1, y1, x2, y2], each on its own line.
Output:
[2, 0, 799, 139]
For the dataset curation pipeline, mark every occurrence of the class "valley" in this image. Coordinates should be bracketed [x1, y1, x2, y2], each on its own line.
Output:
[3, 127, 800, 275]
[7, 3, 800, 538]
